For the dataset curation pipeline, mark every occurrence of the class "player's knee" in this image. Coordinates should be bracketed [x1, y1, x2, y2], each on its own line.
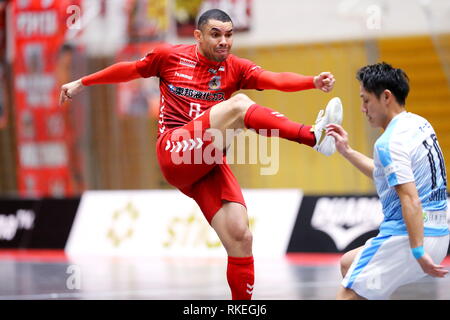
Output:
[229, 93, 254, 117]
[242, 229, 253, 247]
[231, 225, 253, 247]
[240, 229, 253, 253]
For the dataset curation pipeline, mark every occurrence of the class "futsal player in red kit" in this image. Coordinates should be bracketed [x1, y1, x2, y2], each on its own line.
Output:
[60, 9, 343, 300]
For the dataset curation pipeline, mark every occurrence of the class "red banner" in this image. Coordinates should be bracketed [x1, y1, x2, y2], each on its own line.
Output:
[13, 0, 77, 197]
[0, 1, 6, 129]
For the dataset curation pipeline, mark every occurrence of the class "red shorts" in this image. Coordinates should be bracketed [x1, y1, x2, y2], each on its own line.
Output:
[156, 109, 246, 224]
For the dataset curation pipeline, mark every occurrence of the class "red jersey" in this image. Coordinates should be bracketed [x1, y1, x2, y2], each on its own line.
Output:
[135, 44, 264, 136]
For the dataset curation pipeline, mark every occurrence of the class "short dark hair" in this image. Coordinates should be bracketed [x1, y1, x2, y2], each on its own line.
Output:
[196, 9, 232, 30]
[356, 62, 410, 105]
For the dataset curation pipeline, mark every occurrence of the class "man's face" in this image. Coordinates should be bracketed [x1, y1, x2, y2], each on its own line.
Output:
[195, 19, 233, 62]
[359, 85, 389, 129]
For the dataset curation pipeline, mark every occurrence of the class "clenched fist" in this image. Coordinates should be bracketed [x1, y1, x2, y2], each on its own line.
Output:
[59, 79, 84, 105]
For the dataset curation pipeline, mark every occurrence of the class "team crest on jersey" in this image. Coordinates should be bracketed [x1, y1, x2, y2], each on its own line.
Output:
[208, 76, 221, 90]
[208, 66, 225, 74]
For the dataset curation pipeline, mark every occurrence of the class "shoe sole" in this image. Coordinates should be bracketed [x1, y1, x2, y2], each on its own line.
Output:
[325, 97, 343, 125]
[317, 97, 343, 156]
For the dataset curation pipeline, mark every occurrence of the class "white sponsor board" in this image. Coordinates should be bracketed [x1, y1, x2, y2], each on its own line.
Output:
[65, 189, 302, 258]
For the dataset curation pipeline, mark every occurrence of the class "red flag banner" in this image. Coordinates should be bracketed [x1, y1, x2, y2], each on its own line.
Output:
[0, 1, 6, 129]
[13, 0, 77, 197]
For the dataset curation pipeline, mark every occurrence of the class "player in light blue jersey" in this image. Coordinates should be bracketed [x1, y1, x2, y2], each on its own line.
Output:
[327, 62, 449, 300]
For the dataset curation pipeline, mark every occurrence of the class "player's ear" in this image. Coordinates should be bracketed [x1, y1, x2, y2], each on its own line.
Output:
[383, 89, 393, 103]
[194, 29, 202, 42]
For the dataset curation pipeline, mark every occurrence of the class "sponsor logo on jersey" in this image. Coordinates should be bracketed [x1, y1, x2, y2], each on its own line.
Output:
[168, 84, 225, 102]
[208, 76, 221, 90]
[179, 58, 197, 68]
[175, 72, 193, 80]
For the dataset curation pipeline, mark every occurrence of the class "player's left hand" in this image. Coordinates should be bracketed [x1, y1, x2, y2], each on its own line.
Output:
[314, 72, 335, 93]
[417, 253, 449, 278]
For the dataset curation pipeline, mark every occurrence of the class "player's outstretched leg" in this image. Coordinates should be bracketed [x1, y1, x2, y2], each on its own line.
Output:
[208, 93, 343, 156]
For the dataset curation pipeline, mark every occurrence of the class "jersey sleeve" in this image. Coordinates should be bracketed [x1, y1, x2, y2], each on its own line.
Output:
[231, 56, 265, 90]
[135, 44, 172, 78]
[375, 136, 415, 187]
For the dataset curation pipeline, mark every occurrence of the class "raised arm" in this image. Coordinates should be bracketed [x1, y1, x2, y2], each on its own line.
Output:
[59, 61, 141, 105]
[326, 123, 374, 178]
[256, 70, 335, 93]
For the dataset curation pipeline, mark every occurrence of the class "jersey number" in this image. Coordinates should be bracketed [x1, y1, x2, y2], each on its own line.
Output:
[422, 133, 447, 188]
[189, 103, 202, 119]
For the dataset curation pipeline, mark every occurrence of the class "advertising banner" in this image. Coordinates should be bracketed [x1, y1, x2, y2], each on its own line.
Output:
[0, 197, 80, 249]
[12, 0, 78, 196]
[0, 199, 38, 248]
[0, 1, 6, 129]
[287, 195, 450, 255]
[65, 189, 302, 258]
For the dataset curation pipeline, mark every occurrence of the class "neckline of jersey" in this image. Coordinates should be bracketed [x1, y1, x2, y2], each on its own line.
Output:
[194, 44, 226, 68]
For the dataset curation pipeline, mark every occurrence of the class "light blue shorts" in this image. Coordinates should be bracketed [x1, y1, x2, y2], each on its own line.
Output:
[342, 234, 449, 300]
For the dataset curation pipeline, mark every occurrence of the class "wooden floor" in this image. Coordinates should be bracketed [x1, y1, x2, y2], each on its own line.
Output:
[0, 250, 449, 300]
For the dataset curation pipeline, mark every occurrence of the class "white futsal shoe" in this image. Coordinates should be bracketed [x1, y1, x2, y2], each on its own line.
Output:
[312, 97, 343, 156]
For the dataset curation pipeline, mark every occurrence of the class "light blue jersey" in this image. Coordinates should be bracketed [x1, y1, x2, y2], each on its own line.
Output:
[373, 111, 449, 236]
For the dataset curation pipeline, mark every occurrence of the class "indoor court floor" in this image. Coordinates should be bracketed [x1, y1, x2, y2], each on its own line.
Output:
[0, 250, 449, 300]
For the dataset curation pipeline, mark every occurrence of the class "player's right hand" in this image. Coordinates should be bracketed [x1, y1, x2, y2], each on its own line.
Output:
[417, 253, 448, 278]
[326, 123, 351, 156]
[59, 79, 84, 105]
[314, 72, 335, 93]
